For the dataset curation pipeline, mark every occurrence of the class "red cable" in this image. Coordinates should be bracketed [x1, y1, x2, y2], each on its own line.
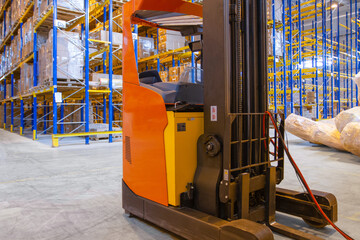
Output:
[264, 111, 354, 240]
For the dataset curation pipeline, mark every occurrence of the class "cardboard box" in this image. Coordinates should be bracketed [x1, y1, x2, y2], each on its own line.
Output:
[160, 71, 168, 82]
[91, 30, 123, 47]
[169, 66, 179, 76]
[169, 75, 179, 82]
[306, 91, 316, 104]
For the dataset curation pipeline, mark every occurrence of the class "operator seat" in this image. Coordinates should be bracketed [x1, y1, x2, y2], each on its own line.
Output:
[139, 70, 203, 105]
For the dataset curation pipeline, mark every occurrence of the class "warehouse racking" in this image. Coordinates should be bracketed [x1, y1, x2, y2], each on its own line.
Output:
[0, 0, 126, 147]
[2, 0, 357, 147]
[268, 0, 360, 119]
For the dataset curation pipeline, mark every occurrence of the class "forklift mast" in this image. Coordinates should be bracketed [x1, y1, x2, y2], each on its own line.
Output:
[194, 0, 284, 221]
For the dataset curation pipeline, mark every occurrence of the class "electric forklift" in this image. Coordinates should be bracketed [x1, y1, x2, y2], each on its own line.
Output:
[121, 0, 339, 239]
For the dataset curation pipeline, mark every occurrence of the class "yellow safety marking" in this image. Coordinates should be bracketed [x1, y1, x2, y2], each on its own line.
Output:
[347, 212, 360, 222]
[33, 130, 37, 141]
[52, 131, 122, 147]
[89, 39, 111, 44]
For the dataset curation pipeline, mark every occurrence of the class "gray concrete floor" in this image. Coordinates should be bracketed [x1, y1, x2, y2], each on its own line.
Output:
[0, 128, 359, 240]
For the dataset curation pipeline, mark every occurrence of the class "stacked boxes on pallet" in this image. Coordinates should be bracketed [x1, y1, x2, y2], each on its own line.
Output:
[5, 81, 18, 98]
[138, 37, 155, 59]
[0, 2, 34, 92]
[39, 0, 84, 16]
[167, 64, 191, 83]
[159, 70, 168, 82]
[157, 29, 186, 53]
[11, 0, 32, 27]
[89, 73, 123, 90]
[20, 63, 33, 95]
[5, 5, 11, 36]
[38, 30, 84, 87]
[23, 17, 33, 58]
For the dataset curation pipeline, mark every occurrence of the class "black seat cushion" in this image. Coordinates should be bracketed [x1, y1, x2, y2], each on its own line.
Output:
[140, 76, 158, 84]
[152, 82, 179, 91]
[140, 83, 177, 103]
[139, 70, 162, 84]
[139, 70, 204, 105]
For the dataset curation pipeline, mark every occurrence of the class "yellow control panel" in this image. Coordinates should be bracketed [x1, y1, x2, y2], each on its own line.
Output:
[164, 111, 204, 206]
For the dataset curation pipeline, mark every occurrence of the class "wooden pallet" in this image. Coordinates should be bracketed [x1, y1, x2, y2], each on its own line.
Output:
[34, 5, 84, 30]
[43, 78, 85, 88]
[90, 134, 122, 141]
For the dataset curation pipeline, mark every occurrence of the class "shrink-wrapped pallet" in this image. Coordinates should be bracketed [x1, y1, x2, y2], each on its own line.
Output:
[38, 30, 84, 86]
[335, 107, 360, 133]
[20, 63, 33, 95]
[285, 114, 318, 143]
[285, 114, 345, 150]
[312, 119, 345, 151]
[340, 122, 360, 156]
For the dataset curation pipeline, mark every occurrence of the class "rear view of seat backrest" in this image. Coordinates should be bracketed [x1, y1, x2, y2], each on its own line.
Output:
[138, 70, 204, 105]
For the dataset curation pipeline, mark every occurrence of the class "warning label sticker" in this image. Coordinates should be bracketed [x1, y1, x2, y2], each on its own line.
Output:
[211, 106, 217, 122]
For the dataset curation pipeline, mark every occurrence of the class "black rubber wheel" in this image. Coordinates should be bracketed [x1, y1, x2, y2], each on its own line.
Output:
[302, 218, 327, 228]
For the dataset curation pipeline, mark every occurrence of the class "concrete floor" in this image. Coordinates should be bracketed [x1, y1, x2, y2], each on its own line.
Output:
[0, 128, 359, 240]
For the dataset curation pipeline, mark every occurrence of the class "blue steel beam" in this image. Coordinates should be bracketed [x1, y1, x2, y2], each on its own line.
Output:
[322, 0, 328, 118]
[330, 0, 334, 118]
[20, 99, 24, 135]
[3, 80, 5, 128]
[191, 0, 195, 83]
[134, 24, 138, 67]
[53, 0, 58, 136]
[337, 5, 340, 114]
[355, 6, 360, 106]
[298, 0, 303, 116]
[315, 0, 319, 119]
[103, 7, 107, 124]
[157, 29, 160, 72]
[33, 31, 37, 140]
[272, 0, 277, 113]
[85, 0, 90, 144]
[288, 0, 294, 114]
[109, 0, 114, 143]
[346, 12, 349, 108]
[282, 0, 287, 117]
[11, 73, 14, 132]
[351, 0, 354, 108]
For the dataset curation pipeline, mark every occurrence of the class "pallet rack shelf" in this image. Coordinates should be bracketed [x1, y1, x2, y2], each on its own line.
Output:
[0, 0, 127, 147]
[269, 0, 360, 119]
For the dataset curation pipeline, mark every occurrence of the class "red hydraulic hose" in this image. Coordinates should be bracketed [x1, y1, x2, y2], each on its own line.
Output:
[264, 111, 354, 240]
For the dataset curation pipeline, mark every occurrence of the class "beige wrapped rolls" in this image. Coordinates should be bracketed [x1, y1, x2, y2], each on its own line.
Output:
[335, 107, 360, 133]
[285, 114, 345, 151]
[312, 119, 344, 151]
[285, 114, 319, 144]
[340, 122, 360, 156]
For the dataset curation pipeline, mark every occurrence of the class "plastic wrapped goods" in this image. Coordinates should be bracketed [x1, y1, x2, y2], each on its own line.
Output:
[285, 114, 344, 151]
[340, 122, 360, 156]
[312, 119, 345, 151]
[335, 107, 360, 133]
[285, 114, 319, 144]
